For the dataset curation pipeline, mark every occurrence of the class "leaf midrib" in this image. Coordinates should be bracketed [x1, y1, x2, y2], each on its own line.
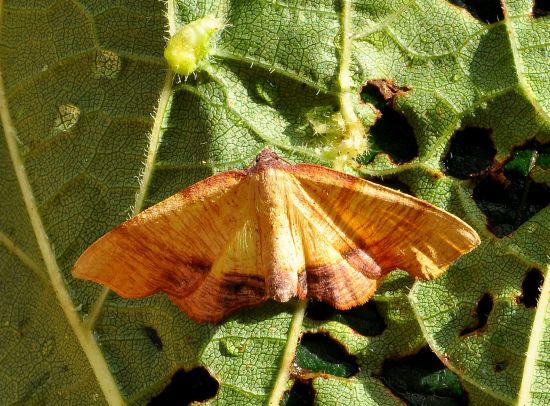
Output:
[0, 0, 182, 403]
[0, 68, 125, 404]
[268, 0, 358, 403]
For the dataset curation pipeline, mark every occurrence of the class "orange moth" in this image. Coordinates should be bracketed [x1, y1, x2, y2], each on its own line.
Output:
[73, 149, 480, 323]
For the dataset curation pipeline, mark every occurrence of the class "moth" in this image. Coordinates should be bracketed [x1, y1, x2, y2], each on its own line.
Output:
[73, 149, 480, 323]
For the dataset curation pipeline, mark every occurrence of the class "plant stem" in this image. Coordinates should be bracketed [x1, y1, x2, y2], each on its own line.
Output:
[267, 299, 307, 405]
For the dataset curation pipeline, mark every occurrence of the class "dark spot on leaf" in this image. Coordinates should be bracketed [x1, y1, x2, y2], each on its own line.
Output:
[296, 333, 358, 378]
[143, 327, 163, 351]
[517, 268, 544, 308]
[448, 0, 504, 23]
[148, 367, 219, 405]
[473, 142, 550, 237]
[17, 317, 31, 337]
[460, 293, 493, 336]
[282, 380, 315, 406]
[533, 0, 550, 17]
[444, 127, 496, 179]
[31, 372, 52, 393]
[380, 347, 466, 405]
[494, 360, 508, 372]
[359, 85, 418, 165]
[306, 300, 386, 337]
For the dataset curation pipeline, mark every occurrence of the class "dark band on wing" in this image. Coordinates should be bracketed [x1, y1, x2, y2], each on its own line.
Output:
[169, 272, 267, 323]
[306, 260, 378, 310]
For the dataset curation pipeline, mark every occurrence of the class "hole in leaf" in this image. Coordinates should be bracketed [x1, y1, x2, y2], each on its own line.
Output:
[376, 178, 414, 196]
[282, 380, 315, 406]
[517, 268, 544, 308]
[380, 347, 466, 405]
[474, 175, 550, 237]
[370, 109, 418, 164]
[460, 293, 494, 336]
[143, 327, 163, 351]
[444, 127, 496, 179]
[306, 300, 386, 337]
[338, 301, 387, 337]
[306, 301, 335, 321]
[360, 82, 418, 165]
[295, 333, 358, 378]
[362, 79, 409, 108]
[473, 142, 550, 237]
[504, 141, 550, 176]
[448, 0, 504, 23]
[533, 0, 550, 17]
[148, 367, 219, 405]
[494, 360, 508, 372]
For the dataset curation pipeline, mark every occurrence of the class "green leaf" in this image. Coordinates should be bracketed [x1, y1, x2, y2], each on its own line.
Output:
[1, 0, 548, 404]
